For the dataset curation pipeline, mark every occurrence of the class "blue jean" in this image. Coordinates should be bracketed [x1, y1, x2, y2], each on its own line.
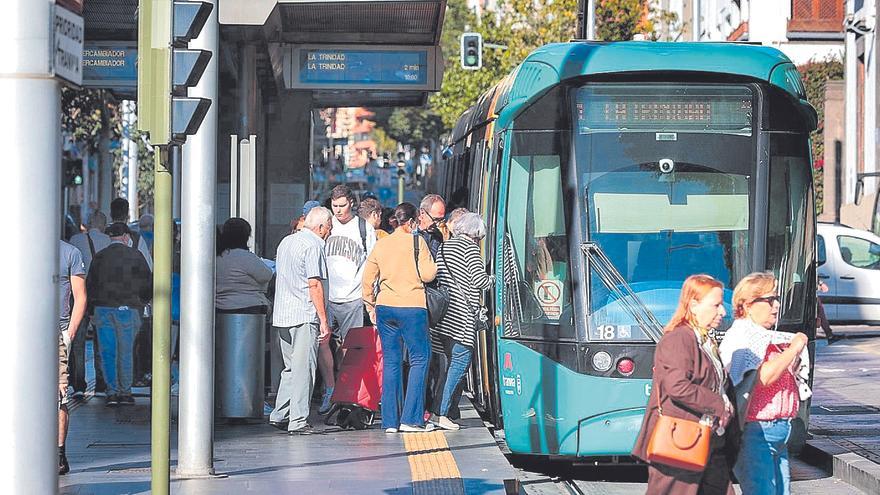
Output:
[735, 419, 792, 495]
[439, 342, 472, 416]
[94, 306, 140, 396]
[376, 305, 430, 429]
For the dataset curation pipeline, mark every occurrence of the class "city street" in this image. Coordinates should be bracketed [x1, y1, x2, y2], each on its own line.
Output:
[517, 327, 880, 495]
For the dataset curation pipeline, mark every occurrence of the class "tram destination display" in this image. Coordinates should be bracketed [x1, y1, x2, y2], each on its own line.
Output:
[576, 84, 753, 134]
[286, 45, 440, 91]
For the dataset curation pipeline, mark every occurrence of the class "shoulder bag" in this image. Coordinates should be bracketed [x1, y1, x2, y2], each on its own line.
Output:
[646, 331, 712, 472]
[413, 235, 449, 327]
[439, 243, 487, 335]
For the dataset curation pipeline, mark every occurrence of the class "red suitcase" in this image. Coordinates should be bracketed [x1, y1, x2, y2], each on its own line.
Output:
[326, 325, 383, 429]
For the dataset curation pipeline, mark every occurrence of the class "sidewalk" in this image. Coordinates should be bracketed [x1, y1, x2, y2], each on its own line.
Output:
[802, 328, 880, 495]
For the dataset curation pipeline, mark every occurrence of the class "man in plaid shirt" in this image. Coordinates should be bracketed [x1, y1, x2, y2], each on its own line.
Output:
[86, 222, 153, 407]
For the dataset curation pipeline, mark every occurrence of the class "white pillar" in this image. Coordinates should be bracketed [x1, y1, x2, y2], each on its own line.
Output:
[845, 0, 858, 204]
[0, 0, 61, 492]
[122, 100, 140, 222]
[693, 0, 701, 41]
[586, 0, 596, 40]
[178, 0, 218, 477]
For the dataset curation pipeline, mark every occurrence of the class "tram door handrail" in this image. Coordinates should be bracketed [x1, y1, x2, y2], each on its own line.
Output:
[581, 242, 664, 342]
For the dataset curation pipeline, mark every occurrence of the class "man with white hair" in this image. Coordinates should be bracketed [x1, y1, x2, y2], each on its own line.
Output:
[270, 206, 333, 435]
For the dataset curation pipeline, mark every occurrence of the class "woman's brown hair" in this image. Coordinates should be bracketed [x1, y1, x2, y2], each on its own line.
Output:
[664, 274, 724, 333]
[732, 272, 777, 319]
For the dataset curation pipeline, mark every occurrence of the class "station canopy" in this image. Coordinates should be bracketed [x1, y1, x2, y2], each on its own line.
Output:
[220, 0, 447, 106]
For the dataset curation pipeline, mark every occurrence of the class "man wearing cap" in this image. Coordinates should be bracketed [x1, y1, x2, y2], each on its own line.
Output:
[86, 222, 153, 407]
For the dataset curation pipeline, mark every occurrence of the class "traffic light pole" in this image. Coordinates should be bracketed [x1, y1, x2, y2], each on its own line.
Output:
[152, 146, 174, 495]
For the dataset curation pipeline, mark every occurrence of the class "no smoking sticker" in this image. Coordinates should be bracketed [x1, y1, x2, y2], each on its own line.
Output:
[534, 279, 563, 320]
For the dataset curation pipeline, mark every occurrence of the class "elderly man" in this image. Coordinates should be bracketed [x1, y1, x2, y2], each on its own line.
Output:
[270, 206, 333, 434]
[86, 222, 153, 407]
[417, 194, 447, 259]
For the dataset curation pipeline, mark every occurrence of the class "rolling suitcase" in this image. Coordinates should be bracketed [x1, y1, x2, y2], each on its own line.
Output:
[325, 325, 383, 430]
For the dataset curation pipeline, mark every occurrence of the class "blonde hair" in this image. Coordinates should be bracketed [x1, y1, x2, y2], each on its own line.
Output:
[665, 274, 724, 334]
[732, 272, 777, 319]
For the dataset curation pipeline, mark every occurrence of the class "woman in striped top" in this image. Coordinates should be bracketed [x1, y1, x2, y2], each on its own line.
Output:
[432, 212, 492, 430]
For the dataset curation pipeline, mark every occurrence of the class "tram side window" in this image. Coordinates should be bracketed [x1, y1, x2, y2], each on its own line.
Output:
[502, 131, 575, 340]
[767, 133, 815, 325]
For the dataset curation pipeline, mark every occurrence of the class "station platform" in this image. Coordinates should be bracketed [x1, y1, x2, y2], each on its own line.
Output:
[59, 389, 520, 494]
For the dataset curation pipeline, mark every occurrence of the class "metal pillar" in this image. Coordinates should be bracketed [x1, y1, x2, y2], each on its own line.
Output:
[586, 0, 596, 40]
[99, 93, 114, 213]
[692, 0, 701, 41]
[81, 146, 91, 224]
[845, 0, 858, 203]
[178, 0, 218, 476]
[172, 149, 182, 219]
[152, 147, 173, 495]
[125, 100, 139, 221]
[0, 0, 60, 491]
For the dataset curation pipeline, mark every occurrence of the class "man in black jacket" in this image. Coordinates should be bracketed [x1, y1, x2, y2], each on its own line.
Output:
[86, 222, 153, 406]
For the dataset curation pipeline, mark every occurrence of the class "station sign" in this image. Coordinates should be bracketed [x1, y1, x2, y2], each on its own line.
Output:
[52, 4, 84, 86]
[284, 45, 441, 91]
[83, 43, 138, 94]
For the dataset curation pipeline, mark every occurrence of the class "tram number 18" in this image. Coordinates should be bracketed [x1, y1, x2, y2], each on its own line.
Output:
[596, 325, 617, 340]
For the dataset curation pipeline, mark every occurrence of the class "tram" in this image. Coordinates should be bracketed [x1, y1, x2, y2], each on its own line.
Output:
[437, 42, 819, 459]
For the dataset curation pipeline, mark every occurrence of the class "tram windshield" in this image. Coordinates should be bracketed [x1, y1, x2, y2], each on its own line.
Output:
[574, 83, 756, 341]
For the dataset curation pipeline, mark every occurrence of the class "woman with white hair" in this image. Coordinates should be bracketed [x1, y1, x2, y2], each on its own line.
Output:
[432, 212, 492, 430]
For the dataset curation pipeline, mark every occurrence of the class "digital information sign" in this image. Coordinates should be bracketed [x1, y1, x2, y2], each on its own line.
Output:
[575, 85, 753, 134]
[286, 45, 440, 91]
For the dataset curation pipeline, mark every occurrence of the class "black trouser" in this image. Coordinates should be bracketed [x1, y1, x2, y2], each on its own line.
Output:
[68, 316, 107, 392]
[133, 316, 152, 382]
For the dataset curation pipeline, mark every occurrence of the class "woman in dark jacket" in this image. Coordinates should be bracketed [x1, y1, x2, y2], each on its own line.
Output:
[632, 274, 735, 495]
[431, 213, 491, 430]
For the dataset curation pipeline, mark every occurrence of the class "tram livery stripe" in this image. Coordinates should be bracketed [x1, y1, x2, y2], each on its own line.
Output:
[403, 431, 465, 494]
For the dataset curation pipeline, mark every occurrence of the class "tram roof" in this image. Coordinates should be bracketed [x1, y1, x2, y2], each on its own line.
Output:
[495, 41, 816, 129]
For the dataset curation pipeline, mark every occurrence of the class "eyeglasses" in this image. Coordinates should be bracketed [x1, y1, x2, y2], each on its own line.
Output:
[752, 295, 780, 305]
[421, 209, 444, 225]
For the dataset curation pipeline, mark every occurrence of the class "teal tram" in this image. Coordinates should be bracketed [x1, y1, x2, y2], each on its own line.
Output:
[436, 42, 819, 460]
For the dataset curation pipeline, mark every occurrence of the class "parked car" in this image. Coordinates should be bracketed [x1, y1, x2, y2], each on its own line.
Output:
[817, 222, 880, 324]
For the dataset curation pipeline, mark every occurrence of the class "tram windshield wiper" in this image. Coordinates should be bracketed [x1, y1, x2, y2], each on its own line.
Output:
[581, 242, 665, 343]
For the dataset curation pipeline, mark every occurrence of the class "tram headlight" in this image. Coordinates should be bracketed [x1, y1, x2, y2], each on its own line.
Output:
[591, 351, 613, 372]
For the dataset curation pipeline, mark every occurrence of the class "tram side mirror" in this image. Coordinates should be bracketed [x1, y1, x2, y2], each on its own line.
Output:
[855, 178, 865, 206]
[659, 159, 675, 174]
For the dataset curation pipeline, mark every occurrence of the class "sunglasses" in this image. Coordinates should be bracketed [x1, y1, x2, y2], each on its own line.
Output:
[421, 209, 445, 225]
[752, 295, 780, 305]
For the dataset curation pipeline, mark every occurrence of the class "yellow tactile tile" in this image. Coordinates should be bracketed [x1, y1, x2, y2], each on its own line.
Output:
[403, 431, 465, 494]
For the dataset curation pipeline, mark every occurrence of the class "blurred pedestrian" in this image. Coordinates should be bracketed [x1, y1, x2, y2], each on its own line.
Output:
[359, 197, 387, 240]
[380, 207, 397, 234]
[86, 222, 153, 407]
[216, 218, 272, 313]
[446, 207, 469, 234]
[57, 239, 87, 475]
[68, 211, 110, 396]
[109, 198, 153, 270]
[816, 280, 836, 343]
[633, 274, 734, 495]
[720, 272, 811, 495]
[138, 214, 154, 255]
[362, 203, 437, 433]
[416, 194, 446, 258]
[269, 207, 333, 434]
[430, 213, 491, 430]
[292, 200, 321, 234]
[323, 185, 377, 414]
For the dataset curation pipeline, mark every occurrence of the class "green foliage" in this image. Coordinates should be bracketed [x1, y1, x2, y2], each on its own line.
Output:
[595, 0, 652, 41]
[798, 58, 844, 214]
[62, 88, 105, 148]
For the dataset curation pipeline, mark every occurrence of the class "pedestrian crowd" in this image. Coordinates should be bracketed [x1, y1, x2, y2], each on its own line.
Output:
[57, 186, 822, 495]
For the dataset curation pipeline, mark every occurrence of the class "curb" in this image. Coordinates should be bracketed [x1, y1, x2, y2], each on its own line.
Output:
[802, 439, 880, 494]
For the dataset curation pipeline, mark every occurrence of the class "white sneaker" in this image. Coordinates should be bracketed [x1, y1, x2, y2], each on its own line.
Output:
[435, 416, 460, 431]
[399, 423, 436, 433]
[385, 427, 398, 433]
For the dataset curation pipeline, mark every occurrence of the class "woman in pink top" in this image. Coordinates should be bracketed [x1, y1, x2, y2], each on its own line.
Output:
[719, 273, 809, 495]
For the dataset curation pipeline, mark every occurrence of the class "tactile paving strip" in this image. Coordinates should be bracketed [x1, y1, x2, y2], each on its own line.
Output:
[403, 431, 466, 495]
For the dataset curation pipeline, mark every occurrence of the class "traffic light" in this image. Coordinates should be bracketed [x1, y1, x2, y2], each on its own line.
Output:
[171, 1, 213, 143]
[460, 33, 482, 70]
[137, 0, 213, 145]
[63, 159, 83, 187]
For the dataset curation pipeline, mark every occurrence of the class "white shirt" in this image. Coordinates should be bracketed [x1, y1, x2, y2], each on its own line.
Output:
[324, 215, 376, 303]
[70, 229, 111, 273]
[273, 229, 328, 327]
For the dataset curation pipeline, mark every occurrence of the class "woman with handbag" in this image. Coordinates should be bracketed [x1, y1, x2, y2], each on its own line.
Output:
[362, 203, 438, 433]
[632, 274, 735, 495]
[431, 213, 492, 431]
[719, 272, 810, 495]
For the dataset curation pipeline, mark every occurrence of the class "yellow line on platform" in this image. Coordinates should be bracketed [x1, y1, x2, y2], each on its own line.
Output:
[403, 431, 465, 494]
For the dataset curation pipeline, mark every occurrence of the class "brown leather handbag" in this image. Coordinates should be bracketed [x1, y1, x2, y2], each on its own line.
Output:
[646, 407, 711, 472]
